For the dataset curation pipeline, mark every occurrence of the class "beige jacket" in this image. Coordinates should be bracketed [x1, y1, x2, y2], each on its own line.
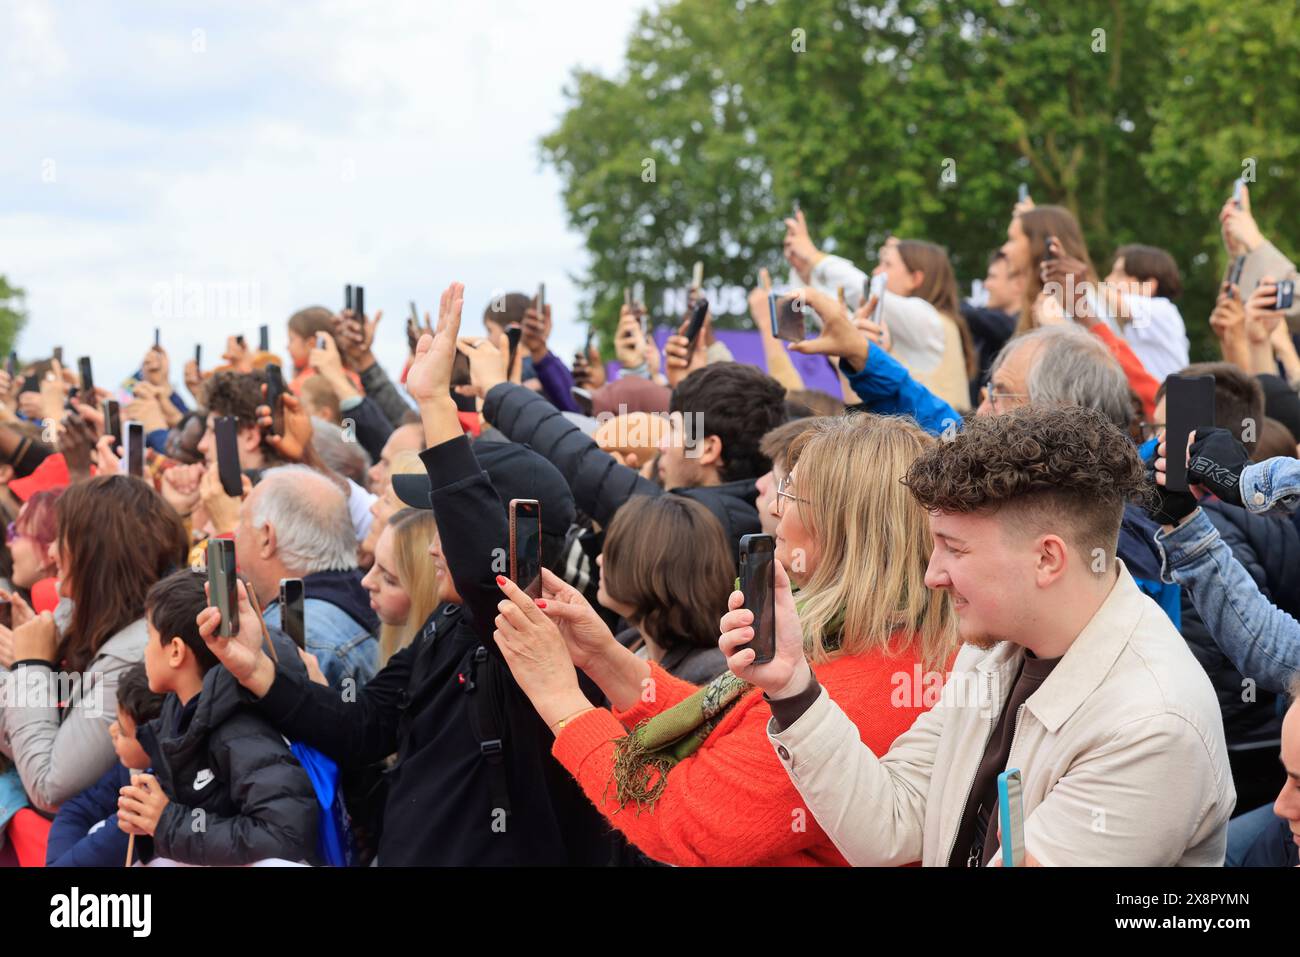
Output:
[913, 313, 972, 412]
[768, 566, 1234, 866]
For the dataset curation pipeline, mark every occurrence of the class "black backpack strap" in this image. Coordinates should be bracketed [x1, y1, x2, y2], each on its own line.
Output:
[465, 645, 511, 819]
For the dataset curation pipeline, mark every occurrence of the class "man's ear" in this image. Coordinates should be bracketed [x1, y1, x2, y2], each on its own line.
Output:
[1034, 534, 1069, 587]
[694, 434, 724, 470]
[260, 522, 277, 561]
[237, 423, 262, 453]
[167, 636, 188, 668]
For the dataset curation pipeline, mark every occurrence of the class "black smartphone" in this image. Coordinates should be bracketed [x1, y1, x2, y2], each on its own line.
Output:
[1043, 235, 1058, 262]
[509, 498, 542, 600]
[774, 295, 806, 342]
[355, 286, 365, 320]
[279, 578, 305, 649]
[214, 415, 244, 497]
[154, 328, 161, 349]
[77, 357, 94, 397]
[207, 538, 239, 638]
[5, 351, 15, 377]
[195, 343, 202, 368]
[101, 399, 121, 447]
[683, 298, 709, 350]
[345, 284, 353, 312]
[264, 363, 286, 435]
[1164, 374, 1216, 493]
[1274, 280, 1295, 311]
[738, 534, 776, 665]
[124, 420, 145, 477]
[505, 325, 523, 377]
[53, 346, 63, 365]
[258, 324, 269, 353]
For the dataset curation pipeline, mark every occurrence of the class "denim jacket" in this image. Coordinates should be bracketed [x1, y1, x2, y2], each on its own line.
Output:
[263, 599, 378, 692]
[1155, 508, 1300, 695]
[1240, 457, 1300, 515]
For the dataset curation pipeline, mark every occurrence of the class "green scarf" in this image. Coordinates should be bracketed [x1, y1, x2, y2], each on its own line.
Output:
[608, 590, 845, 813]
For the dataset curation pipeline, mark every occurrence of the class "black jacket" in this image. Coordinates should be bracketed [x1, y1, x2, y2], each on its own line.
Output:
[138, 652, 319, 866]
[1179, 498, 1300, 749]
[251, 435, 617, 865]
[1240, 813, 1300, 867]
[483, 382, 760, 558]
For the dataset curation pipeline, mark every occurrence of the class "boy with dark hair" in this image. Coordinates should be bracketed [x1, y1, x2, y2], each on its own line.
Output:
[196, 369, 281, 472]
[45, 663, 165, 866]
[115, 569, 318, 866]
[1105, 243, 1189, 381]
[730, 405, 1234, 865]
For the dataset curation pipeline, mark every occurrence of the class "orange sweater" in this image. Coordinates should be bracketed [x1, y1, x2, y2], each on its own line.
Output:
[552, 648, 934, 866]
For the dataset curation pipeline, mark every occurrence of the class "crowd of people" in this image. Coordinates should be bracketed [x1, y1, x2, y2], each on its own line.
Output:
[0, 181, 1298, 868]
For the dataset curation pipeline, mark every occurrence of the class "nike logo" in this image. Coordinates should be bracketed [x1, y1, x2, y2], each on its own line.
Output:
[193, 769, 214, 791]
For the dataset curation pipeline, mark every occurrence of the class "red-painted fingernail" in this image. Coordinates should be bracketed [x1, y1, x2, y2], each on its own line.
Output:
[495, 575, 506, 586]
[536, 600, 547, 609]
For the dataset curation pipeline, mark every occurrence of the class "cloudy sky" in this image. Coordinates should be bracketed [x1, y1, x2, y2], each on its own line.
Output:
[0, 0, 646, 390]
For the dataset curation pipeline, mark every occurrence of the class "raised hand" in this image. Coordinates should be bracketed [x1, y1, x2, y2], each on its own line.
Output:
[454, 332, 509, 398]
[406, 282, 466, 406]
[719, 558, 809, 697]
[787, 287, 870, 371]
[258, 385, 311, 461]
[197, 578, 276, 695]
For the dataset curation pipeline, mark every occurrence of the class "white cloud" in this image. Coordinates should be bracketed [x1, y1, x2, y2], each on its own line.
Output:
[0, 0, 643, 390]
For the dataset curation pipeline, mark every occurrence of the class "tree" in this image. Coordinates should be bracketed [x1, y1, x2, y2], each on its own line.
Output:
[542, 0, 1297, 361]
[0, 275, 27, 359]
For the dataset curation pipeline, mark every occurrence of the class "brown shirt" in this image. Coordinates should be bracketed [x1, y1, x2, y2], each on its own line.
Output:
[948, 651, 1060, 867]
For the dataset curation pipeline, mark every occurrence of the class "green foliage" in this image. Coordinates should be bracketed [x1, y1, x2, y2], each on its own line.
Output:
[0, 275, 27, 359]
[542, 0, 1297, 360]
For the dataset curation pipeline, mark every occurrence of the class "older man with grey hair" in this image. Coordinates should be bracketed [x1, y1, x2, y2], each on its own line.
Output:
[234, 464, 380, 690]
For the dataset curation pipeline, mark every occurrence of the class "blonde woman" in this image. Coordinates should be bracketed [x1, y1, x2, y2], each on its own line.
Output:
[360, 450, 425, 567]
[490, 413, 959, 866]
[361, 507, 442, 665]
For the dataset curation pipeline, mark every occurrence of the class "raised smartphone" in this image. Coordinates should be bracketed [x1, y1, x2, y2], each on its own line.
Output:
[123, 421, 145, 477]
[509, 498, 542, 600]
[1274, 279, 1294, 311]
[214, 415, 244, 498]
[77, 357, 94, 396]
[738, 534, 776, 665]
[774, 295, 806, 342]
[264, 363, 286, 435]
[101, 399, 121, 447]
[1164, 374, 1216, 493]
[279, 578, 305, 649]
[207, 538, 239, 638]
[258, 324, 269, 353]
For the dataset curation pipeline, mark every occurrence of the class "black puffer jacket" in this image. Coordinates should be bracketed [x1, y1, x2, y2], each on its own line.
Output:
[138, 643, 319, 866]
[1179, 497, 1300, 748]
[483, 382, 760, 558]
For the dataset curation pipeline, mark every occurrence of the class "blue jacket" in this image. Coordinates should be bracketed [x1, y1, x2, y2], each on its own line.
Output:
[262, 568, 379, 691]
[839, 350, 962, 437]
[46, 763, 133, 867]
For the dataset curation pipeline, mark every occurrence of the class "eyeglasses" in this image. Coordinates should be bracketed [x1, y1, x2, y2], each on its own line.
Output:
[775, 473, 810, 517]
[980, 386, 1030, 413]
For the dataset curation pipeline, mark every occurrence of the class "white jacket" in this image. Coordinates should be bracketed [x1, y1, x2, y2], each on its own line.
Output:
[767, 566, 1234, 866]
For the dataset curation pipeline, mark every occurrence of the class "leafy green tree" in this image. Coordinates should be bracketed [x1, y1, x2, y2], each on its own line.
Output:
[0, 275, 27, 359]
[542, 0, 1298, 361]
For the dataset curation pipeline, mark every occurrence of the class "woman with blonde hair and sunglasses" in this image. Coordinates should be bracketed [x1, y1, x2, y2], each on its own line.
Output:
[361, 507, 442, 666]
[489, 413, 958, 866]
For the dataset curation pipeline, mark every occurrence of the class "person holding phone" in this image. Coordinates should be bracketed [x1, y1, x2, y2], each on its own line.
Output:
[196, 283, 617, 865]
[360, 507, 441, 666]
[1219, 182, 1300, 321]
[0, 476, 189, 814]
[729, 406, 1232, 866]
[491, 413, 957, 866]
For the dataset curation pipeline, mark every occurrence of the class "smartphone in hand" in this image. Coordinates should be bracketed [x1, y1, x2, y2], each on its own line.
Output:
[774, 296, 807, 342]
[77, 357, 94, 396]
[1274, 280, 1295, 311]
[264, 363, 286, 435]
[124, 420, 145, 477]
[258, 324, 270, 353]
[505, 325, 523, 379]
[208, 538, 239, 638]
[738, 534, 776, 664]
[279, 578, 305, 649]
[1232, 178, 1245, 209]
[1164, 374, 1216, 492]
[101, 399, 122, 447]
[509, 498, 542, 600]
[683, 298, 709, 352]
[214, 415, 244, 498]
[355, 286, 365, 320]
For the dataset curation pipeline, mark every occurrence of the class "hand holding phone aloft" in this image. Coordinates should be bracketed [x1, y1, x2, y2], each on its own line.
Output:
[719, 556, 808, 698]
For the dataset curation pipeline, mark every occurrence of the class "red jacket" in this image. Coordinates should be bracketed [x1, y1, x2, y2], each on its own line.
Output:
[552, 646, 936, 866]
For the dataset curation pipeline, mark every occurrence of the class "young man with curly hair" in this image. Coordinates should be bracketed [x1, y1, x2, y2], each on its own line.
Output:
[723, 405, 1235, 865]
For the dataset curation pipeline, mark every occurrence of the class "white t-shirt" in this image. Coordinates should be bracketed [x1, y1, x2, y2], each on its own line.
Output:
[1107, 295, 1190, 383]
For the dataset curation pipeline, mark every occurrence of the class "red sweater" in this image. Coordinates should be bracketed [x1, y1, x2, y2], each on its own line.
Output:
[552, 648, 934, 866]
[1090, 324, 1158, 420]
